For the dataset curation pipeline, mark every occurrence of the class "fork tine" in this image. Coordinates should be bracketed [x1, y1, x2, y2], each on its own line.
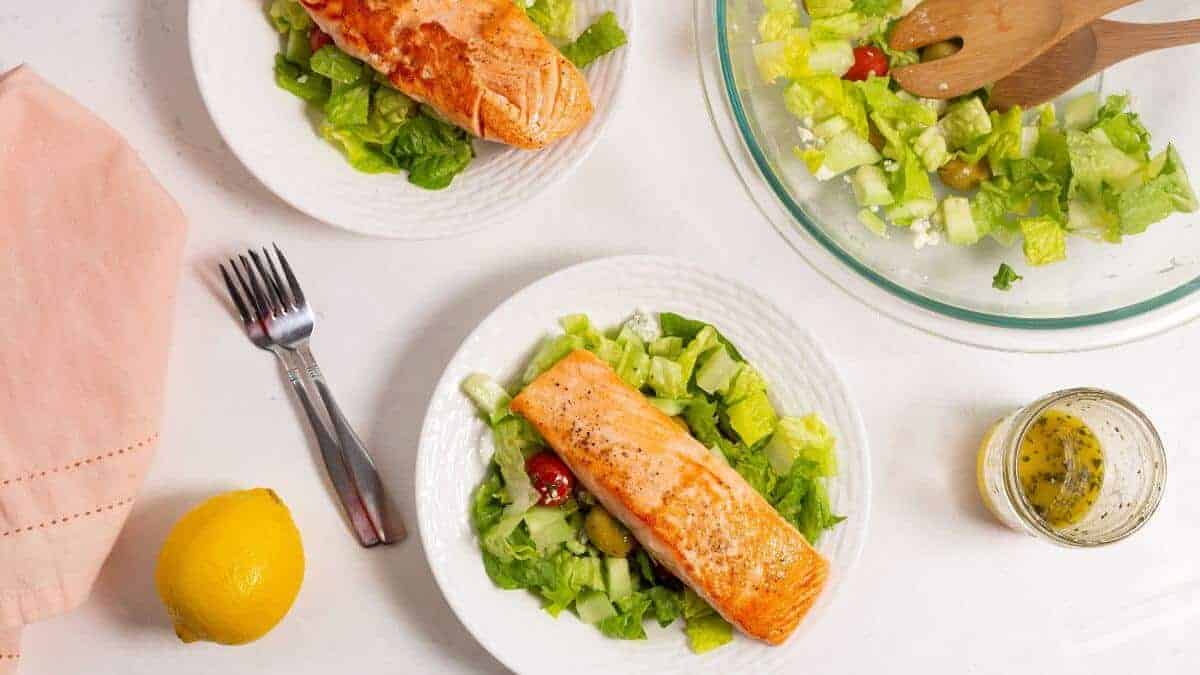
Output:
[273, 243, 307, 308]
[238, 254, 274, 319]
[219, 262, 252, 325]
[231, 257, 265, 321]
[247, 250, 285, 316]
[262, 247, 293, 310]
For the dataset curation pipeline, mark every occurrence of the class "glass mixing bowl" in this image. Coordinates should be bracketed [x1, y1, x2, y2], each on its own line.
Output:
[695, 0, 1200, 351]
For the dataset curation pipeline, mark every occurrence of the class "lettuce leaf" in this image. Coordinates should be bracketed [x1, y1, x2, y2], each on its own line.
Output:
[795, 475, 846, 544]
[763, 414, 838, 477]
[1115, 145, 1199, 235]
[273, 54, 330, 103]
[598, 592, 652, 640]
[525, 0, 576, 40]
[1020, 216, 1068, 266]
[758, 0, 802, 41]
[268, 0, 312, 33]
[560, 11, 627, 68]
[754, 28, 813, 83]
[992, 263, 1023, 291]
[681, 589, 733, 654]
[1091, 94, 1152, 160]
[310, 45, 364, 84]
[659, 313, 744, 361]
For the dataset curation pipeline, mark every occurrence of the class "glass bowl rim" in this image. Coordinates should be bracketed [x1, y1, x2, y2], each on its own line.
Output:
[712, 0, 1200, 330]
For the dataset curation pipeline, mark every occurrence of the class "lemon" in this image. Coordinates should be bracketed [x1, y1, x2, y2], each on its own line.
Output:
[156, 488, 305, 645]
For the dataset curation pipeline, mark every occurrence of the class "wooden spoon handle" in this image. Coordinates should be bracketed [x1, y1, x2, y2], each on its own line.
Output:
[1060, 0, 1141, 38]
[1091, 18, 1200, 68]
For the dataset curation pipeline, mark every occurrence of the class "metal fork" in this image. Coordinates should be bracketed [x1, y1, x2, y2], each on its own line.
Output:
[220, 248, 402, 546]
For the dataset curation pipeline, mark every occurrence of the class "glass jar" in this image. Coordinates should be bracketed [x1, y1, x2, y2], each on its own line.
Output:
[977, 388, 1167, 547]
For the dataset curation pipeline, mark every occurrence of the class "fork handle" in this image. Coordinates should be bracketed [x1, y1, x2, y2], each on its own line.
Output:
[275, 349, 383, 547]
[298, 345, 404, 545]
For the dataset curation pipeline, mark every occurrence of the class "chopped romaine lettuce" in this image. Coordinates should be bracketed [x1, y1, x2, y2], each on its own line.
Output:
[648, 356, 688, 400]
[758, 0, 802, 41]
[681, 589, 734, 654]
[804, 0, 855, 19]
[1020, 216, 1068, 266]
[310, 45, 364, 84]
[727, 390, 779, 447]
[273, 55, 330, 103]
[754, 28, 813, 83]
[462, 374, 512, 424]
[269, 0, 625, 190]
[598, 592, 652, 639]
[992, 263, 1023, 291]
[763, 414, 839, 477]
[561, 11, 627, 69]
[466, 311, 844, 654]
[695, 346, 740, 395]
[268, 0, 312, 33]
[524, 0, 576, 40]
[523, 334, 586, 383]
[324, 81, 370, 127]
[940, 98, 993, 150]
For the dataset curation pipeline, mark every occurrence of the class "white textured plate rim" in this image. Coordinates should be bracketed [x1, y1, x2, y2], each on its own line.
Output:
[415, 254, 872, 674]
[187, 0, 635, 240]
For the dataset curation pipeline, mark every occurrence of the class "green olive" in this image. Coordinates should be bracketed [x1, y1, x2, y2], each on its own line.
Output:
[585, 507, 634, 558]
[921, 40, 962, 63]
[938, 158, 991, 192]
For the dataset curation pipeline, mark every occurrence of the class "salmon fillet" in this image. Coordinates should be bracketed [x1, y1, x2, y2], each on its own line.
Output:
[510, 350, 829, 645]
[298, 0, 594, 149]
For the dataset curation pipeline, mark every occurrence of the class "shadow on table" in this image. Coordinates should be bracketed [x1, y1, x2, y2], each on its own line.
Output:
[947, 401, 1016, 532]
[360, 253, 622, 674]
[134, 0, 322, 232]
[91, 487, 237, 633]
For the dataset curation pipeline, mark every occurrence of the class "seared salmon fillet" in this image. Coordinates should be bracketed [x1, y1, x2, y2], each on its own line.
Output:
[510, 350, 829, 645]
[298, 0, 594, 149]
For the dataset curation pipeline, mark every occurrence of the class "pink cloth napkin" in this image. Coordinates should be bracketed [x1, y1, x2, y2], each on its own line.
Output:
[0, 65, 187, 672]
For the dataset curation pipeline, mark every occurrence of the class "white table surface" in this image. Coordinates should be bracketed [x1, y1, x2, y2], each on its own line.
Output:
[6, 2, 1199, 674]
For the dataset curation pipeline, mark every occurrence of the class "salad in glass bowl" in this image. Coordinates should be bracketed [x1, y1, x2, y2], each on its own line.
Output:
[752, 0, 1197, 286]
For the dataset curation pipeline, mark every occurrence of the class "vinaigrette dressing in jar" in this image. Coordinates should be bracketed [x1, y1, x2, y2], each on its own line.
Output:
[976, 388, 1166, 547]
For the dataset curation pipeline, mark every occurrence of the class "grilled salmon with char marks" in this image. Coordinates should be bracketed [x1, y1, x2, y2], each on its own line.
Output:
[510, 350, 829, 645]
[298, 0, 593, 149]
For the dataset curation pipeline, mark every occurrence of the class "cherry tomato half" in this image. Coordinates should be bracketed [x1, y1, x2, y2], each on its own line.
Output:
[310, 27, 333, 54]
[843, 45, 889, 82]
[525, 452, 576, 506]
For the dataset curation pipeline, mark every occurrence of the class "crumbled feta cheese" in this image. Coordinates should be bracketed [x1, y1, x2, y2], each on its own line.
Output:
[912, 217, 942, 250]
[797, 127, 817, 145]
[937, 82, 950, 92]
[883, 160, 899, 173]
[919, 97, 948, 116]
[624, 309, 660, 343]
[814, 166, 838, 182]
[801, 116, 815, 129]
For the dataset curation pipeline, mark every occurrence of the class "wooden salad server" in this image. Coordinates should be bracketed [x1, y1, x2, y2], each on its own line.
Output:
[991, 18, 1200, 109]
[888, 0, 1140, 99]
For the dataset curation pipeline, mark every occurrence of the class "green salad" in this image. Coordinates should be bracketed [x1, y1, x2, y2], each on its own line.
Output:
[463, 312, 844, 654]
[267, 0, 627, 190]
[754, 0, 1198, 286]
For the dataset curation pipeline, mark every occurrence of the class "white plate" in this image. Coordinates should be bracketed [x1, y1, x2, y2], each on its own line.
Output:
[188, 0, 634, 239]
[416, 256, 871, 675]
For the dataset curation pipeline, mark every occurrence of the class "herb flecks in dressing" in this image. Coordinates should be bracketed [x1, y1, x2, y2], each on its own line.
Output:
[1018, 410, 1105, 528]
